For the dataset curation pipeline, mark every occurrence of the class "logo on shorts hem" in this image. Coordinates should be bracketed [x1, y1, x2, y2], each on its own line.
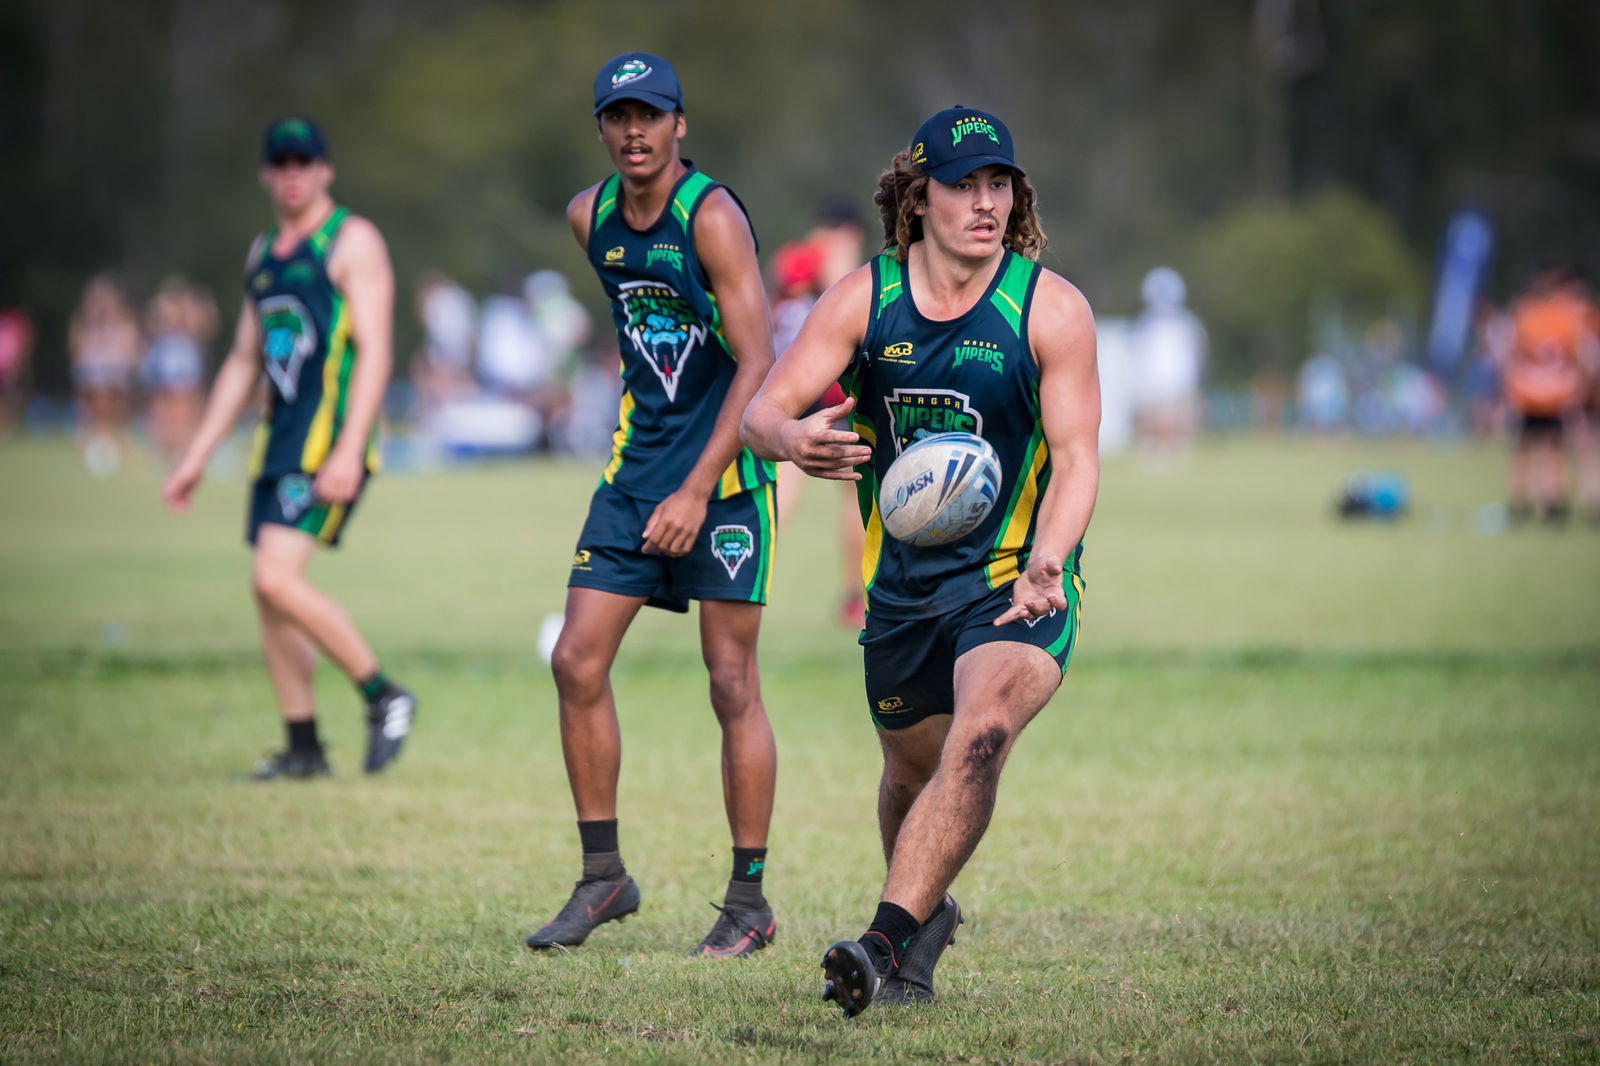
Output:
[572, 549, 593, 572]
[1022, 608, 1058, 629]
[277, 474, 313, 522]
[876, 696, 906, 713]
[710, 524, 754, 579]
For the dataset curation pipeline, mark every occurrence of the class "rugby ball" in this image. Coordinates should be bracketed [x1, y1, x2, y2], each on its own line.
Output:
[878, 432, 1003, 546]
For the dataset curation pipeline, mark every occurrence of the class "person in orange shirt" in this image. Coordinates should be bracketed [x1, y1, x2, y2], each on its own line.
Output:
[1502, 262, 1598, 523]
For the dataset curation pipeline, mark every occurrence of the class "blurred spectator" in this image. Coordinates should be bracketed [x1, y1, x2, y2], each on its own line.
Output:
[770, 240, 823, 357]
[141, 275, 217, 459]
[478, 270, 550, 406]
[550, 338, 623, 458]
[1502, 261, 1597, 523]
[1464, 298, 1513, 438]
[1249, 360, 1290, 431]
[1297, 352, 1350, 432]
[769, 200, 869, 627]
[1131, 266, 1206, 463]
[69, 273, 141, 474]
[807, 196, 867, 292]
[526, 269, 592, 437]
[411, 270, 478, 424]
[0, 308, 34, 436]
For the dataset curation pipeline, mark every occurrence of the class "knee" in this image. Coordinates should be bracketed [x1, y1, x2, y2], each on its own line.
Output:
[550, 639, 608, 704]
[955, 723, 1015, 788]
[706, 661, 760, 722]
[251, 560, 294, 610]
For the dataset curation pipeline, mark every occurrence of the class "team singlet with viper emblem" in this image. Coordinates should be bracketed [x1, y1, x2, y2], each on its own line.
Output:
[841, 248, 1084, 619]
[586, 164, 776, 502]
[244, 206, 379, 479]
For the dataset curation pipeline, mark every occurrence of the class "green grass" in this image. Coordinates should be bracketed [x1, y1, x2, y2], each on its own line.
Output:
[1, 436, 1597, 1064]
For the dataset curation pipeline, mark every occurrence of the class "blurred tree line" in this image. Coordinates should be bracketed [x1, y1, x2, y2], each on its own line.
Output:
[3, 0, 1596, 391]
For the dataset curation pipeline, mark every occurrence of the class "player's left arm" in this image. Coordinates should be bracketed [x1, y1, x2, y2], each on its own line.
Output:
[640, 188, 776, 556]
[317, 215, 394, 504]
[994, 272, 1100, 625]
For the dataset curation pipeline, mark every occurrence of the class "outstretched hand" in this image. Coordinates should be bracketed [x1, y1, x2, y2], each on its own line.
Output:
[993, 554, 1069, 626]
[781, 396, 872, 481]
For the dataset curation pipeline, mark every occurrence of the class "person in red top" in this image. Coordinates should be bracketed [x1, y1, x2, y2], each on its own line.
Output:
[1502, 262, 1599, 523]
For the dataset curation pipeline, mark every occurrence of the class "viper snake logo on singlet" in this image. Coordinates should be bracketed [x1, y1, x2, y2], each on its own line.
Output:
[258, 295, 317, 402]
[617, 279, 706, 401]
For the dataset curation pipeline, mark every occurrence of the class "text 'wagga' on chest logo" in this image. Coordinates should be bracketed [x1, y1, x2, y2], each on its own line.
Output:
[884, 388, 983, 453]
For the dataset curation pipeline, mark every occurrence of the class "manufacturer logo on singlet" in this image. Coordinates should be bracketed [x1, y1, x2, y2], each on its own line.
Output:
[617, 279, 707, 401]
[710, 524, 754, 579]
[883, 388, 983, 453]
[882, 342, 914, 362]
[258, 295, 317, 402]
[605, 246, 625, 264]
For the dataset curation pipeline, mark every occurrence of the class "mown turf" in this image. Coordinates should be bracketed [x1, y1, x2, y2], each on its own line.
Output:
[1, 436, 1597, 1064]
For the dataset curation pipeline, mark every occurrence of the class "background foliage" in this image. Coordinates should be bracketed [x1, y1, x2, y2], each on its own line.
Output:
[4, 0, 1598, 386]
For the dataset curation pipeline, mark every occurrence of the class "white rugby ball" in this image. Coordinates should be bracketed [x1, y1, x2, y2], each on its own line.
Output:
[878, 432, 1003, 547]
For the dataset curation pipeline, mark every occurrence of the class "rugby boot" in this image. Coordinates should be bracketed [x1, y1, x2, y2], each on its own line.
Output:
[251, 748, 331, 781]
[821, 937, 888, 1018]
[687, 901, 777, 958]
[876, 894, 963, 1005]
[525, 875, 641, 949]
[363, 683, 416, 774]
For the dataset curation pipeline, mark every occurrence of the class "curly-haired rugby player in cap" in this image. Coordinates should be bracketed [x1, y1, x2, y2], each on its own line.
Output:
[743, 107, 1100, 1013]
[163, 117, 416, 780]
[524, 53, 781, 958]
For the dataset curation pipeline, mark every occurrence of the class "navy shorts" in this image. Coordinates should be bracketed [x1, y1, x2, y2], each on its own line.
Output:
[247, 472, 366, 548]
[862, 574, 1084, 730]
[568, 480, 777, 613]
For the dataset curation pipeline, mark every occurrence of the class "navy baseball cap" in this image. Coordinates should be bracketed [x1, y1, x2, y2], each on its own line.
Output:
[908, 106, 1023, 185]
[593, 52, 683, 116]
[261, 116, 328, 163]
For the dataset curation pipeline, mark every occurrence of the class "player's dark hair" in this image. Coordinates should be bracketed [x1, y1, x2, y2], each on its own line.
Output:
[872, 148, 1047, 264]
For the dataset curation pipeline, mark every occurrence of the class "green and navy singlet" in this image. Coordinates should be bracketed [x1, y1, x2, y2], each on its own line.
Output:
[841, 248, 1084, 620]
[245, 206, 379, 479]
[586, 164, 775, 502]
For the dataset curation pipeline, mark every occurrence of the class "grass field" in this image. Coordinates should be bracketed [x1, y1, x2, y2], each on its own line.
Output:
[2, 435, 1597, 1065]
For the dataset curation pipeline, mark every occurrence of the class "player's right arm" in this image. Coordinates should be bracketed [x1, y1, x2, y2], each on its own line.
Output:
[162, 300, 262, 513]
[740, 265, 873, 480]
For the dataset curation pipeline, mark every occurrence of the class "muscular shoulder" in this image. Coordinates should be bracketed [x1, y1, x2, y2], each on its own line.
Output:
[809, 261, 875, 346]
[567, 182, 604, 248]
[327, 214, 389, 280]
[690, 187, 755, 253]
[1028, 268, 1094, 356]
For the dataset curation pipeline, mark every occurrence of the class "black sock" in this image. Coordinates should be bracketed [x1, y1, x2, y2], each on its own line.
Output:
[578, 819, 625, 880]
[286, 718, 321, 753]
[861, 900, 919, 972]
[731, 846, 767, 884]
[358, 671, 389, 703]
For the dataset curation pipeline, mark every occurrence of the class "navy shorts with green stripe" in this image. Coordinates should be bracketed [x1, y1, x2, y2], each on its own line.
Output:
[247, 471, 366, 548]
[568, 481, 776, 613]
[862, 575, 1083, 730]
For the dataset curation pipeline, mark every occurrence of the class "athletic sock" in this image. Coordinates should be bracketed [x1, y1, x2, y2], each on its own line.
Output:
[358, 670, 390, 703]
[724, 846, 768, 909]
[286, 718, 321, 754]
[860, 900, 919, 973]
[578, 819, 625, 881]
[731, 846, 767, 884]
